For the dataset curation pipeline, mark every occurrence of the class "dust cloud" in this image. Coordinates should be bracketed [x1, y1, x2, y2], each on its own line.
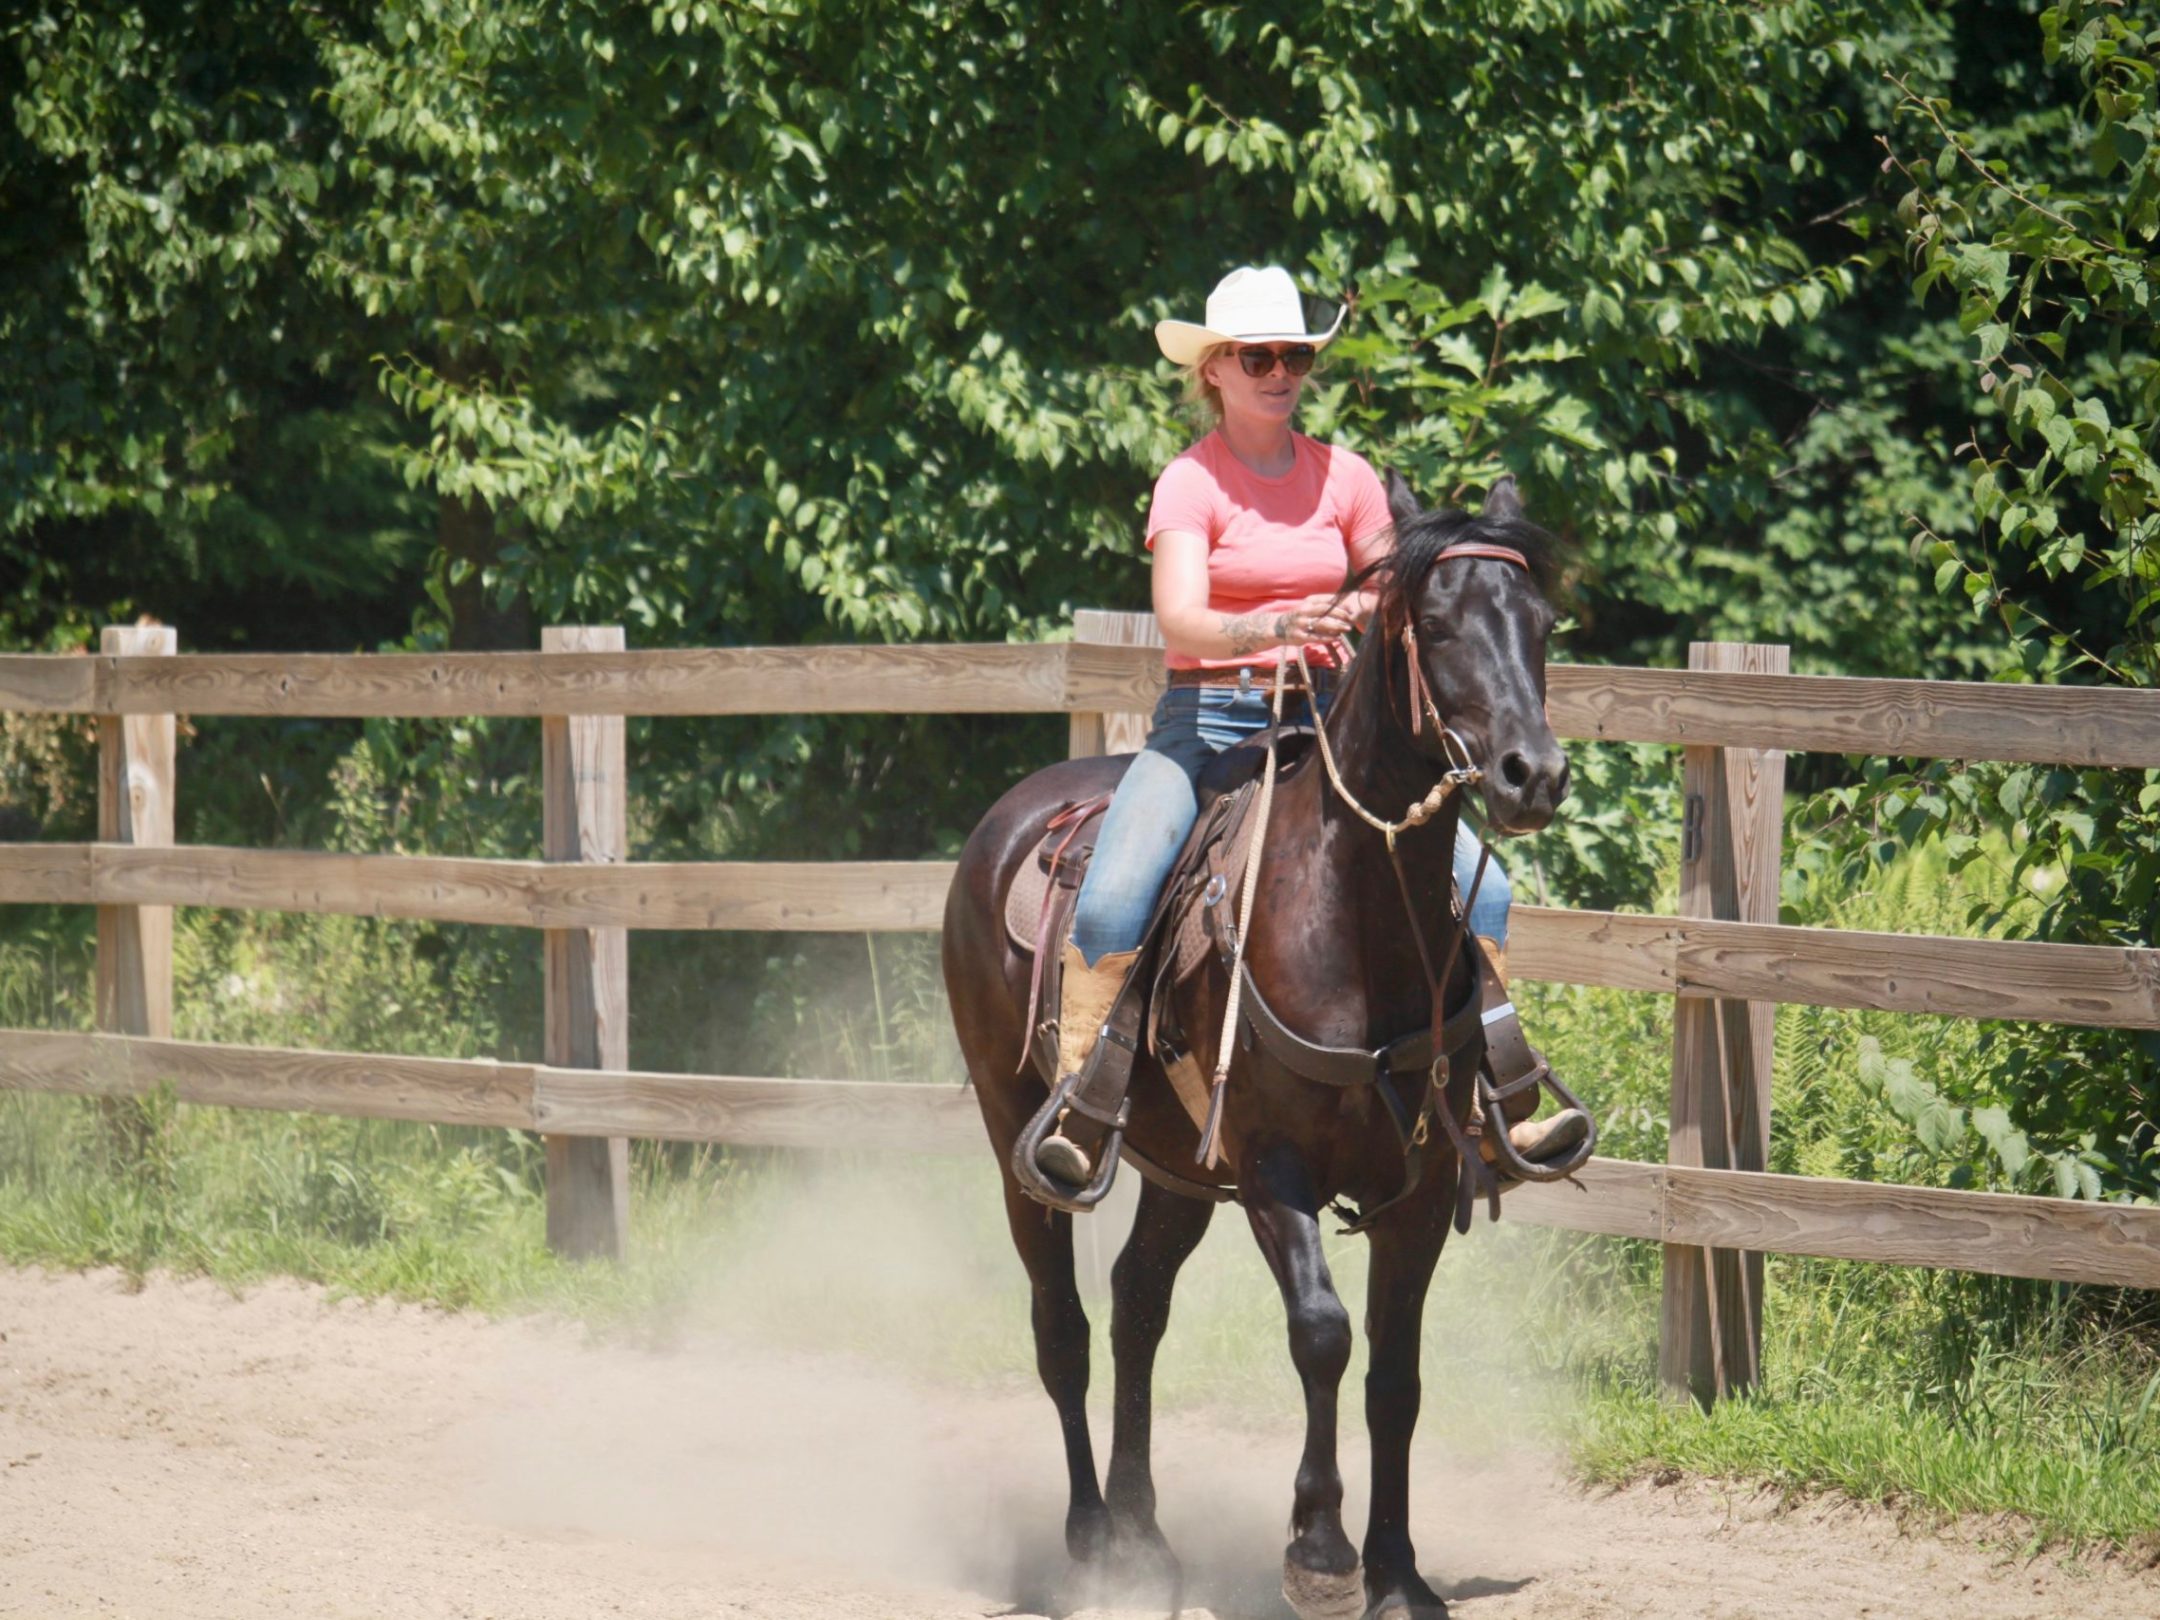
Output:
[12, 1265, 2148, 1620]
[451, 1154, 1562, 1619]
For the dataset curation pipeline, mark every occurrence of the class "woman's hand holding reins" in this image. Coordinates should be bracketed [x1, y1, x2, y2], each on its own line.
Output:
[1284, 593, 1358, 642]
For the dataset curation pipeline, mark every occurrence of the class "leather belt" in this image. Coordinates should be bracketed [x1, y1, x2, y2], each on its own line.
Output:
[1167, 664, 1339, 692]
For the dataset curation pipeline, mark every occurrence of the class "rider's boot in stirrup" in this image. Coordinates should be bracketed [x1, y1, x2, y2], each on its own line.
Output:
[1477, 935, 1591, 1167]
[1034, 942, 1137, 1188]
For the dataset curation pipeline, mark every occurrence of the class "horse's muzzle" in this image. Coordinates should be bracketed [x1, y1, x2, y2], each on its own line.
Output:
[1481, 741, 1569, 834]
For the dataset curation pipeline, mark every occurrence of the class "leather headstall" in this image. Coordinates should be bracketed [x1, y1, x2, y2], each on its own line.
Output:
[1396, 543, 1530, 740]
[1431, 542, 1530, 571]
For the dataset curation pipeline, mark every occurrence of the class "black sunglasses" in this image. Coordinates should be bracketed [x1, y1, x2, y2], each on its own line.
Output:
[1235, 343, 1317, 378]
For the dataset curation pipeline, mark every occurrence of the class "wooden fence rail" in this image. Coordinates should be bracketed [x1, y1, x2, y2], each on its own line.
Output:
[11, 645, 2160, 764]
[1, 620, 2156, 1408]
[9, 846, 2160, 1030]
[5, 1025, 2154, 1292]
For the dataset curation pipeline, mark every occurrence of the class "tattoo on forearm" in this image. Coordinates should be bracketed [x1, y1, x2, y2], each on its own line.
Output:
[1220, 612, 1278, 656]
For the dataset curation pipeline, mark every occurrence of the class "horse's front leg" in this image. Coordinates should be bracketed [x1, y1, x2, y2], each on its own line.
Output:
[1361, 1199, 1452, 1619]
[1244, 1142, 1363, 1620]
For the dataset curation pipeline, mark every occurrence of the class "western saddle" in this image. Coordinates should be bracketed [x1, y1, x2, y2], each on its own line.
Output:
[1001, 733, 1596, 1232]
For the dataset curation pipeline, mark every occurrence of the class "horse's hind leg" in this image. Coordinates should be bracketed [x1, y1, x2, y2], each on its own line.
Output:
[1104, 1178, 1215, 1578]
[995, 1172, 1109, 1562]
[1244, 1143, 1363, 1620]
[1361, 1203, 1452, 1619]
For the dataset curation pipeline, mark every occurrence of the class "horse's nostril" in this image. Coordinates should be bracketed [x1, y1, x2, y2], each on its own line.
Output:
[1501, 751, 1530, 789]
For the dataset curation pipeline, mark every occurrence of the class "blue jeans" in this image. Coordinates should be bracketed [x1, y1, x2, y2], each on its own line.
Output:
[1070, 678, 1512, 963]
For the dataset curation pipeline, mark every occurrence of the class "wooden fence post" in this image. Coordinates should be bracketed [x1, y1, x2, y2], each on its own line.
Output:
[1660, 640, 1789, 1407]
[1064, 611, 1162, 1294]
[96, 624, 176, 1150]
[541, 625, 630, 1260]
[1071, 610, 1161, 757]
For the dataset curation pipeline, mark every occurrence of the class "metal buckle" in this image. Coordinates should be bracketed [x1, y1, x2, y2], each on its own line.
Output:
[1202, 873, 1228, 908]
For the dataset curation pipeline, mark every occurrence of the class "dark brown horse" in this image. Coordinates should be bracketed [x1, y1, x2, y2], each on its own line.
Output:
[941, 476, 1569, 1620]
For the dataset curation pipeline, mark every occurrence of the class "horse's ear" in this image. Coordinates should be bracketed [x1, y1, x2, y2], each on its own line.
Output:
[1483, 474, 1523, 523]
[1385, 469, 1422, 530]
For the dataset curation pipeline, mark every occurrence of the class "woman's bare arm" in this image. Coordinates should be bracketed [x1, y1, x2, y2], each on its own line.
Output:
[1150, 530, 1355, 659]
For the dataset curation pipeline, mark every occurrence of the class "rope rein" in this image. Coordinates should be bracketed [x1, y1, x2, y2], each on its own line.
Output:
[1293, 641, 1483, 851]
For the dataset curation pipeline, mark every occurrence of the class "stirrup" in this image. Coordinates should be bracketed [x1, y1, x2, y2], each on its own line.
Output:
[1012, 1068, 1127, 1213]
[1478, 1061, 1597, 1185]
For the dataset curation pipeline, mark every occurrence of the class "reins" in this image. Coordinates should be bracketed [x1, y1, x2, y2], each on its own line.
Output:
[1294, 641, 1481, 851]
[1195, 652, 1290, 1168]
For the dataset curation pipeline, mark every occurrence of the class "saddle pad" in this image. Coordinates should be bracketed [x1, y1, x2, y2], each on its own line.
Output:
[1004, 853, 1054, 953]
[1003, 802, 1109, 954]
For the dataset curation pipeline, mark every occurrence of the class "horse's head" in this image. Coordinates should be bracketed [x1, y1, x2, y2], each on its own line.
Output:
[1371, 473, 1570, 835]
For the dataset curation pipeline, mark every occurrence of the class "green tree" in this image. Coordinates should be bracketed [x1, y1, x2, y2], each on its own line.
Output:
[1838, 0, 2159, 1200]
[1, 0, 2099, 873]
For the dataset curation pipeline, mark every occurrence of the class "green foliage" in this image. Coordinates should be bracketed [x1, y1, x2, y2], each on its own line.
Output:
[7, 0, 2041, 864]
[1507, 740, 1678, 912]
[1, 0, 430, 654]
[1887, 1, 2160, 683]
[1808, 2, 2160, 1204]
[1793, 753, 2160, 1200]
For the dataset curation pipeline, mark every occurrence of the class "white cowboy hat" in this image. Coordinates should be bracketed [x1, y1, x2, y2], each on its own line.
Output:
[1154, 265, 1346, 366]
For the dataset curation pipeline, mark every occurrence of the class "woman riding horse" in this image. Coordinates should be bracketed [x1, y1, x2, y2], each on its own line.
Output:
[1034, 265, 1568, 1190]
[944, 484, 1579, 1619]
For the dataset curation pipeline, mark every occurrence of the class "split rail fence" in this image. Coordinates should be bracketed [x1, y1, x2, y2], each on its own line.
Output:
[4, 615, 2159, 1407]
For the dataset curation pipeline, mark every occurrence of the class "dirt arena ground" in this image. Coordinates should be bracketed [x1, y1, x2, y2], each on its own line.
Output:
[1, 1265, 2155, 1620]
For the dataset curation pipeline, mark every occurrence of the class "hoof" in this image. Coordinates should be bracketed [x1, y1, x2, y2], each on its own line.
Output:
[1283, 1556, 1366, 1620]
[1107, 1521, 1182, 1591]
[1365, 1585, 1449, 1620]
[1066, 1501, 1111, 1564]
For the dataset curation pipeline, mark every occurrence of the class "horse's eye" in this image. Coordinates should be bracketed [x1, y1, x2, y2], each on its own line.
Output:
[1417, 618, 1447, 641]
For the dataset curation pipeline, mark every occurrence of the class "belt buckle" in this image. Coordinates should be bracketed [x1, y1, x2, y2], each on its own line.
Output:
[1236, 666, 1253, 694]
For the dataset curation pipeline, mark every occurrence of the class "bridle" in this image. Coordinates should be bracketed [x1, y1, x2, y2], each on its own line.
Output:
[1284, 539, 1541, 1225]
[1293, 540, 1533, 853]
[1190, 535, 1582, 1231]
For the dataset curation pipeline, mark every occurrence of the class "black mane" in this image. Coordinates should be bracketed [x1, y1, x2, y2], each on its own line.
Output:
[1356, 506, 1571, 620]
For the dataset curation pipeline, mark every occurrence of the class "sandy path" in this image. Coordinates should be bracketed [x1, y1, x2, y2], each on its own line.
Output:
[0, 1265, 2152, 1620]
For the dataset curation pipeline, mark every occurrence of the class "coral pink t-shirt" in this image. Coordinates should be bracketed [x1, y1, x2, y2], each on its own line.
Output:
[1145, 430, 1394, 670]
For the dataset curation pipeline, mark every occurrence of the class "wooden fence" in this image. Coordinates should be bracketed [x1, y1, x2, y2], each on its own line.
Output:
[4, 616, 2159, 1408]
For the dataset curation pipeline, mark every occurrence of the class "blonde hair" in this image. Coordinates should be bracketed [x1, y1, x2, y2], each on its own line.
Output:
[1179, 342, 1234, 425]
